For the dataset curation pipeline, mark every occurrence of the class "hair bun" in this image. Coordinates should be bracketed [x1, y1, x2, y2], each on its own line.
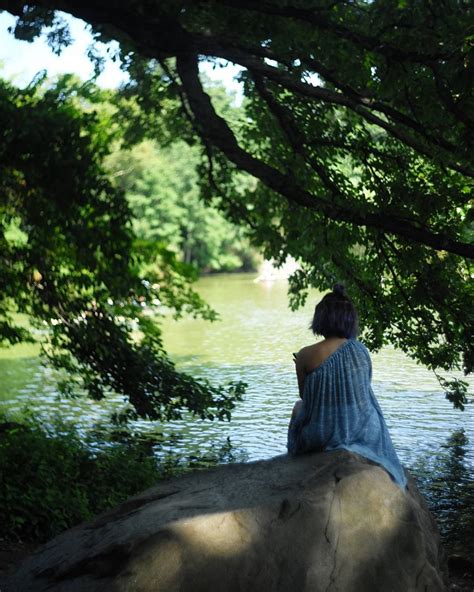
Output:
[332, 283, 346, 297]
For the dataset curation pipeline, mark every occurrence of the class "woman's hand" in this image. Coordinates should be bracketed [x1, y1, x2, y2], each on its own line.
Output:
[290, 399, 303, 424]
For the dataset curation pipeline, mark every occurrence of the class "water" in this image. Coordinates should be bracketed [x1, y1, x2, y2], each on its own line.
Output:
[1, 273, 473, 555]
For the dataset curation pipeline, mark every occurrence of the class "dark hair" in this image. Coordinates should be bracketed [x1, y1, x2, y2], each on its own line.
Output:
[310, 283, 358, 338]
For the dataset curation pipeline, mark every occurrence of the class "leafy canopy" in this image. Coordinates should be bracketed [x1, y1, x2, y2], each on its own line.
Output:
[1, 0, 473, 408]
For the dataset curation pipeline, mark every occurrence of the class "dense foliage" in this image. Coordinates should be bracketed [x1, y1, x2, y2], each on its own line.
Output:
[0, 0, 472, 407]
[0, 417, 161, 542]
[0, 74, 245, 422]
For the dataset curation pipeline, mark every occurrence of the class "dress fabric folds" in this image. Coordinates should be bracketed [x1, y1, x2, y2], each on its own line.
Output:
[287, 338, 407, 489]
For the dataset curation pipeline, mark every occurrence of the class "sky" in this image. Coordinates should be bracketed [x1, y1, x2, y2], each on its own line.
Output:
[0, 10, 245, 103]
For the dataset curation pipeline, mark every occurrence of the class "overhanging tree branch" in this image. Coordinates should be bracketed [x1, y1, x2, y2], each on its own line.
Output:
[212, 0, 454, 64]
[300, 56, 467, 149]
[251, 71, 352, 207]
[1, 2, 472, 250]
[192, 35, 466, 160]
[1, 1, 471, 177]
[252, 71, 461, 254]
[176, 52, 473, 259]
[203, 47, 473, 178]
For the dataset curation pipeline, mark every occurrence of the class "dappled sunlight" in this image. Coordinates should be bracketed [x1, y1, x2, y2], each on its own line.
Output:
[172, 509, 257, 558]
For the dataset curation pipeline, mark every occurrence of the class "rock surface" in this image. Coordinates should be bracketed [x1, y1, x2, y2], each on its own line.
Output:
[4, 450, 448, 592]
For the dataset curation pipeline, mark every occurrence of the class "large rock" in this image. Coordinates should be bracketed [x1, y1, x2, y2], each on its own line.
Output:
[4, 450, 448, 592]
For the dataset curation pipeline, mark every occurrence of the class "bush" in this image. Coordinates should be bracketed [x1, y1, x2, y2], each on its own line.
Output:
[0, 415, 163, 543]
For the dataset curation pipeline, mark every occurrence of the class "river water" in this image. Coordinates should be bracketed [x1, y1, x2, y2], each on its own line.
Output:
[1, 273, 473, 555]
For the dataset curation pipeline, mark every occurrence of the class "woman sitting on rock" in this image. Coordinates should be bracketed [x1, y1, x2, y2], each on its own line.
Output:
[288, 283, 407, 489]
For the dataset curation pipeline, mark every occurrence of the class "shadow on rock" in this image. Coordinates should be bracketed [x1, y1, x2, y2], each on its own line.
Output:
[3, 450, 448, 592]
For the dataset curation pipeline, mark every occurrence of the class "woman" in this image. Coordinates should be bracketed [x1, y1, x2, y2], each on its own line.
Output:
[287, 283, 407, 489]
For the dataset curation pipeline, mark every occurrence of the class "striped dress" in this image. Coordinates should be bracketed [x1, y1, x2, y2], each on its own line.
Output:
[287, 338, 407, 489]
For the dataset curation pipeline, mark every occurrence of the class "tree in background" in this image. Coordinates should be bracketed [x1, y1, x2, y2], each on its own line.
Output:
[107, 139, 259, 272]
[0, 0, 472, 408]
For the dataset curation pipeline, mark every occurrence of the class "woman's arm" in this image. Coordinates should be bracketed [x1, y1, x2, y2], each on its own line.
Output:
[293, 350, 307, 399]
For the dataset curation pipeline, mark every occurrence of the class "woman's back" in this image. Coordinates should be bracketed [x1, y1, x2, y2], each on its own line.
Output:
[288, 338, 407, 489]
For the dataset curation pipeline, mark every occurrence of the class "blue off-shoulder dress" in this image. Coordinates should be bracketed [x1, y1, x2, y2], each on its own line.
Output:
[287, 338, 407, 489]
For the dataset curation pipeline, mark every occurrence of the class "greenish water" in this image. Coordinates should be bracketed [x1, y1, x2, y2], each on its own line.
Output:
[1, 273, 473, 555]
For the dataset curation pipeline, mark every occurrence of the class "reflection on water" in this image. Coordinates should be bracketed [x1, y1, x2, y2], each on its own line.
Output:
[413, 430, 474, 558]
[0, 273, 473, 554]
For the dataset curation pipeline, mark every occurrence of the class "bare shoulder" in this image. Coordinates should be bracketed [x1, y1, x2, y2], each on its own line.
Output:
[298, 342, 325, 356]
[297, 339, 350, 373]
[296, 343, 315, 360]
[296, 342, 326, 371]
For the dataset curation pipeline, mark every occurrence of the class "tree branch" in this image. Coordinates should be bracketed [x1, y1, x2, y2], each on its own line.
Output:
[300, 55, 461, 154]
[2, 0, 471, 174]
[192, 36, 468, 168]
[176, 52, 473, 258]
[213, 0, 453, 64]
[205, 47, 473, 178]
